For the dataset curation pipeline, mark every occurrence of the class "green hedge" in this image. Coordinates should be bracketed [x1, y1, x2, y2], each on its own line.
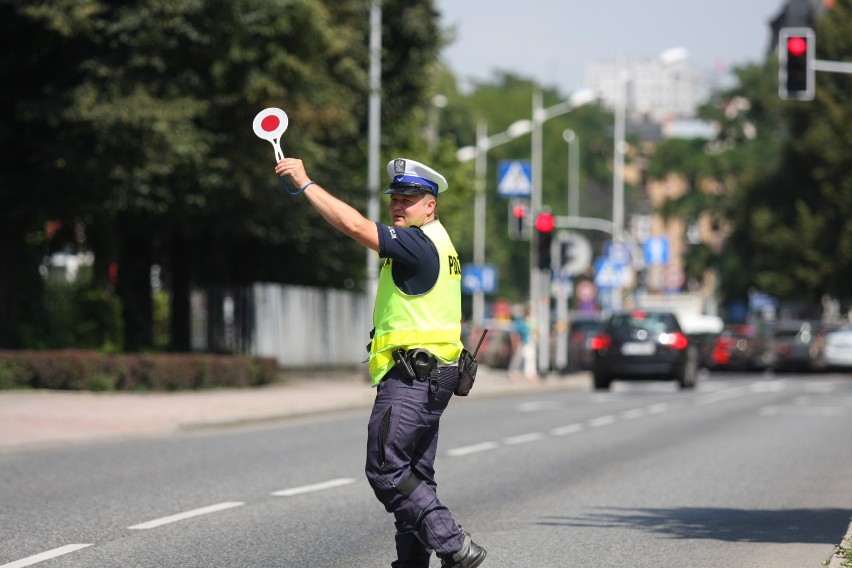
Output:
[0, 350, 279, 391]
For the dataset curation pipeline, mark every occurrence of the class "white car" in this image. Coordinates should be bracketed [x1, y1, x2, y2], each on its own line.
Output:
[821, 324, 852, 369]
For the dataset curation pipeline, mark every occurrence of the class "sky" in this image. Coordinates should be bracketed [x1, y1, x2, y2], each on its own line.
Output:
[434, 0, 786, 94]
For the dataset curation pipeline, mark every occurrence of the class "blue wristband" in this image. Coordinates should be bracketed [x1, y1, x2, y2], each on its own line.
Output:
[281, 179, 315, 195]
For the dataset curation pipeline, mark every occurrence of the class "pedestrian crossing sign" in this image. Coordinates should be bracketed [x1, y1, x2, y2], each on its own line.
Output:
[497, 160, 532, 197]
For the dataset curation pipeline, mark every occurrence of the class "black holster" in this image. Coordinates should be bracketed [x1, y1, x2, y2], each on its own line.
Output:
[392, 348, 437, 381]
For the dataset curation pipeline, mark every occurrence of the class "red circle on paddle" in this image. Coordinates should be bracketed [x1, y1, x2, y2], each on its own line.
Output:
[261, 115, 280, 132]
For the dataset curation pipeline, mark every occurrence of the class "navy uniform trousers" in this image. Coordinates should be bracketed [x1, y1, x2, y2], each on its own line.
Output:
[365, 364, 465, 567]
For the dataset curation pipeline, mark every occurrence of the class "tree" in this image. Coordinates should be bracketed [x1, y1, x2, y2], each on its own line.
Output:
[645, 60, 788, 307]
[1, 0, 447, 351]
[728, 0, 852, 305]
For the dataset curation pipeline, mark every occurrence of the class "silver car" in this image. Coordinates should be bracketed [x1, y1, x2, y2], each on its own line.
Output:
[820, 324, 852, 369]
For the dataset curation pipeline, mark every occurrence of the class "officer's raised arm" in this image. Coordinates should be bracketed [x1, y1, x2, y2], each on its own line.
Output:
[275, 157, 380, 252]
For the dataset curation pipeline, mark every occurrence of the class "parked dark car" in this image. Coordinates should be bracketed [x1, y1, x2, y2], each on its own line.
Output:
[564, 314, 602, 372]
[769, 320, 823, 372]
[590, 310, 697, 390]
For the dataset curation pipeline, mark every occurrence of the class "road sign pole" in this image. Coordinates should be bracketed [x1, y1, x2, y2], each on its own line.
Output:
[472, 121, 487, 328]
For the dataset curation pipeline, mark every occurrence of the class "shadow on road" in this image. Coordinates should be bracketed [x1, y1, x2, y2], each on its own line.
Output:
[536, 507, 852, 544]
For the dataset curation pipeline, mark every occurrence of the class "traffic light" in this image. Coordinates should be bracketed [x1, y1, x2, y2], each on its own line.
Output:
[535, 212, 555, 270]
[508, 200, 529, 240]
[778, 27, 814, 101]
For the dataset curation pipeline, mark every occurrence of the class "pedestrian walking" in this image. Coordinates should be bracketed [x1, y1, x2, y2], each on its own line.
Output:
[508, 304, 539, 383]
[275, 156, 486, 568]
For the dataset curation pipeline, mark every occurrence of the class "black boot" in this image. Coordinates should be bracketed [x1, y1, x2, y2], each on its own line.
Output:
[391, 530, 432, 568]
[440, 533, 486, 568]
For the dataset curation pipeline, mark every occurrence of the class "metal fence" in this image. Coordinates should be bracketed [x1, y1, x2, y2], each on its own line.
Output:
[248, 283, 370, 367]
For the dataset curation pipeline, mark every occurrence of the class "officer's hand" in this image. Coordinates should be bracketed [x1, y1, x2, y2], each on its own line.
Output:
[275, 158, 310, 189]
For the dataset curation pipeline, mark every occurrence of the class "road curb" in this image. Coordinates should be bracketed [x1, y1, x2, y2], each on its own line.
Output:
[828, 520, 852, 568]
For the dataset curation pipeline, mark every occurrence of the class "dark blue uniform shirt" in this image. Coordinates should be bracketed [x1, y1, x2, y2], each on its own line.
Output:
[376, 222, 439, 296]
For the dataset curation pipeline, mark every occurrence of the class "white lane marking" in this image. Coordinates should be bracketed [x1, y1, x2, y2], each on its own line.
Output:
[751, 380, 788, 393]
[517, 401, 561, 412]
[1, 545, 93, 568]
[646, 403, 671, 414]
[271, 478, 356, 497]
[694, 385, 753, 405]
[550, 423, 584, 436]
[503, 433, 546, 445]
[796, 395, 852, 407]
[760, 406, 847, 417]
[128, 501, 244, 530]
[620, 408, 646, 420]
[447, 442, 500, 457]
[587, 415, 617, 428]
[802, 382, 837, 393]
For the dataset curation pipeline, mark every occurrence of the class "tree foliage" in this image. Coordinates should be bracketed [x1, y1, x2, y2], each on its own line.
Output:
[729, 0, 852, 304]
[1, 0, 445, 350]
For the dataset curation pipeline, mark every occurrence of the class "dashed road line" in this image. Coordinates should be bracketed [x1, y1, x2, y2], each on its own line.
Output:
[127, 501, 244, 530]
[759, 406, 847, 417]
[271, 477, 356, 497]
[550, 423, 584, 436]
[620, 408, 646, 420]
[447, 441, 500, 457]
[448, 379, 804, 458]
[587, 415, 617, 428]
[503, 433, 546, 445]
[1, 544, 93, 568]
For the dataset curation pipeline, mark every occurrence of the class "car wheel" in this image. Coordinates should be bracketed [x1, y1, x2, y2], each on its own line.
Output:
[676, 347, 699, 389]
[593, 370, 611, 391]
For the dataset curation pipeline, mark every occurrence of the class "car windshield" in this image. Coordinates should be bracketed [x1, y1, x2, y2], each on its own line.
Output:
[608, 312, 678, 341]
[572, 321, 600, 334]
[774, 330, 799, 338]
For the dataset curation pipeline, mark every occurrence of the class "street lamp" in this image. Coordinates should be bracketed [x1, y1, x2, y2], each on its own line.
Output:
[562, 129, 579, 217]
[457, 118, 533, 327]
[530, 88, 596, 373]
[366, 1, 382, 305]
[427, 94, 448, 153]
[611, 47, 688, 308]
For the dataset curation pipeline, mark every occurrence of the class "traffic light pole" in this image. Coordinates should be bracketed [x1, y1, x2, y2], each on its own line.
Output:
[529, 89, 596, 375]
[813, 59, 852, 74]
[530, 91, 548, 375]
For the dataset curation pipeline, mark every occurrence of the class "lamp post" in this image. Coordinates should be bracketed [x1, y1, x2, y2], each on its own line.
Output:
[366, 1, 382, 303]
[562, 129, 580, 217]
[457, 118, 533, 328]
[530, 89, 597, 373]
[611, 47, 688, 309]
[427, 94, 448, 153]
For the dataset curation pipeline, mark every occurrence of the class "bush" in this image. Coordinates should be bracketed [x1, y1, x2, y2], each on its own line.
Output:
[0, 350, 278, 391]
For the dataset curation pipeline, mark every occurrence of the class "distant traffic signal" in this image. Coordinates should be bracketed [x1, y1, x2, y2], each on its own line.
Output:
[508, 200, 529, 240]
[778, 27, 814, 101]
[535, 212, 555, 270]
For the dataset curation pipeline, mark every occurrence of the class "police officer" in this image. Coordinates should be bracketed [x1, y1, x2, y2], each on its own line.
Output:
[275, 156, 486, 568]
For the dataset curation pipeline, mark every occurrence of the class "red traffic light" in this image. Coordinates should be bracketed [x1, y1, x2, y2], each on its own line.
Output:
[534, 212, 555, 233]
[778, 27, 814, 101]
[512, 203, 526, 219]
[787, 36, 807, 57]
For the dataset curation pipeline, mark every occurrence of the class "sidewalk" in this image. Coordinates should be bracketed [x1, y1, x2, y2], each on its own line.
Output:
[0, 368, 590, 451]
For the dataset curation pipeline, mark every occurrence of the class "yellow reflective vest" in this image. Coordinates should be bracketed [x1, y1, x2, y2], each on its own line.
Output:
[368, 220, 463, 385]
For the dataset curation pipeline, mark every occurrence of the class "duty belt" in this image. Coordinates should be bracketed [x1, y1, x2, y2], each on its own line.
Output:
[391, 348, 458, 390]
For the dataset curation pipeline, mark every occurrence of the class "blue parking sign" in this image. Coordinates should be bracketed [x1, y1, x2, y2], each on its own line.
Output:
[462, 264, 498, 294]
[643, 236, 669, 265]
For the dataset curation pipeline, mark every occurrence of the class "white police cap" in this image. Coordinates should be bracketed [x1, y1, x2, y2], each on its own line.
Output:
[385, 158, 448, 197]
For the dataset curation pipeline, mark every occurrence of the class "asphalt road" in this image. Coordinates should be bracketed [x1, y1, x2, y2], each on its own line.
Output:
[2, 373, 851, 567]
